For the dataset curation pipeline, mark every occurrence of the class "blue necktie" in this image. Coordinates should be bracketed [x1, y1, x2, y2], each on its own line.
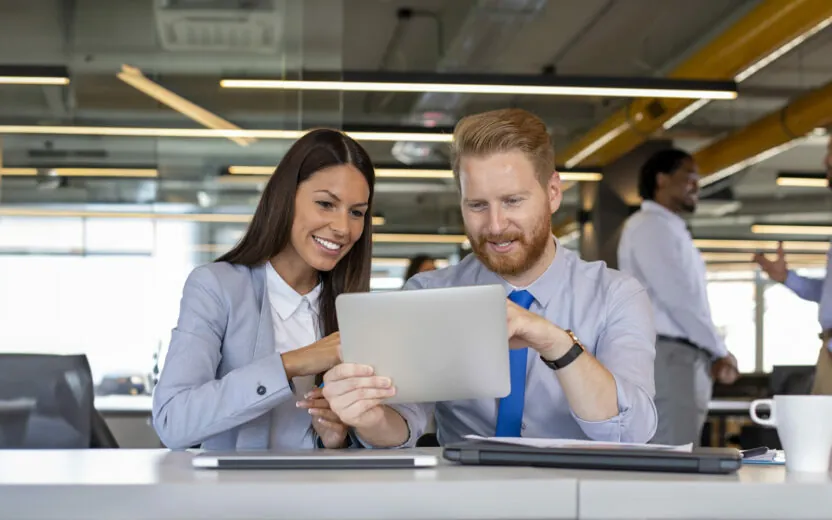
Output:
[495, 289, 534, 437]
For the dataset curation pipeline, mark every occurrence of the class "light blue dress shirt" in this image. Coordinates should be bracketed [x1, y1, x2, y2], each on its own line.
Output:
[785, 245, 832, 336]
[387, 237, 658, 446]
[617, 201, 728, 359]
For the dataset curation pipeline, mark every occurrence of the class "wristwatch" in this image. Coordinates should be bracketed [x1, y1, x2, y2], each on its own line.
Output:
[540, 329, 585, 370]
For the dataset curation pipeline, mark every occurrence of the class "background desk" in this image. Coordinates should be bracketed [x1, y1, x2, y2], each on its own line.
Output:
[0, 449, 577, 520]
[577, 464, 832, 519]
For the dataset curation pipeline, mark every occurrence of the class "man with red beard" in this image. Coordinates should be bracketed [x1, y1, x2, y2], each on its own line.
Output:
[322, 108, 658, 447]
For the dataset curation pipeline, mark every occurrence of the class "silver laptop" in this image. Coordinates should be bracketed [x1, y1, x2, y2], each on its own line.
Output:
[192, 450, 438, 470]
[335, 284, 511, 404]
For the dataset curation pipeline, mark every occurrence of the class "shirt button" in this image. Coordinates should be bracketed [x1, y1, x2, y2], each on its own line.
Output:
[521, 422, 527, 431]
[256, 385, 267, 396]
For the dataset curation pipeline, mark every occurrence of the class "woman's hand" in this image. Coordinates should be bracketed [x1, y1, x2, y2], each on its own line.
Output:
[297, 387, 349, 448]
[282, 332, 342, 379]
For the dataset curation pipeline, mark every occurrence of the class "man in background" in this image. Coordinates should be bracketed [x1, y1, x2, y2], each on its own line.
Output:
[755, 135, 832, 395]
[618, 148, 739, 446]
[322, 108, 658, 447]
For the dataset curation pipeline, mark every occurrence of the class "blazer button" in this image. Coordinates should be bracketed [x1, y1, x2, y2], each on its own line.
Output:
[256, 385, 266, 396]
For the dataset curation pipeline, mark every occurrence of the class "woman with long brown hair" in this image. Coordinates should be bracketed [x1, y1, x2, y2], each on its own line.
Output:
[152, 128, 375, 450]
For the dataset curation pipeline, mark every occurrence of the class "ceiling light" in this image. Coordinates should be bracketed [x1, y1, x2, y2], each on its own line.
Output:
[0, 65, 70, 86]
[701, 251, 828, 262]
[220, 73, 737, 100]
[372, 233, 468, 244]
[117, 64, 255, 147]
[0, 167, 158, 178]
[776, 172, 827, 188]
[751, 224, 832, 236]
[0, 208, 251, 222]
[661, 15, 832, 131]
[700, 139, 803, 187]
[694, 239, 830, 252]
[0, 207, 386, 226]
[564, 119, 636, 168]
[0, 125, 451, 143]
[228, 166, 602, 182]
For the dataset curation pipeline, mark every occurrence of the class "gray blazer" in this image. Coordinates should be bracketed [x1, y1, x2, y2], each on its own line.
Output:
[152, 262, 300, 450]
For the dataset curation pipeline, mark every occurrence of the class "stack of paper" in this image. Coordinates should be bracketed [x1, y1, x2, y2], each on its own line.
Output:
[464, 435, 693, 452]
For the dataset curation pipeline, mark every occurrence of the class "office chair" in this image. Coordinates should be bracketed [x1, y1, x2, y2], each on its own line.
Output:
[0, 353, 119, 448]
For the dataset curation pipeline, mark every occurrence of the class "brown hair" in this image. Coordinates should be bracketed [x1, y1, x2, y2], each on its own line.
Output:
[216, 128, 375, 340]
[450, 108, 555, 188]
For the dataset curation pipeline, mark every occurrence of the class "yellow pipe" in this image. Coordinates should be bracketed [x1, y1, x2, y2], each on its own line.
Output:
[695, 81, 832, 177]
[560, 0, 832, 168]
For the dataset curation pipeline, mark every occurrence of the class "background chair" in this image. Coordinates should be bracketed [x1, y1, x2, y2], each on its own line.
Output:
[0, 353, 118, 448]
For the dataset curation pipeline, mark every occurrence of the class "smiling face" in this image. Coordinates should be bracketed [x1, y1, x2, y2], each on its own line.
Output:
[284, 164, 370, 274]
[459, 150, 560, 279]
[657, 156, 700, 213]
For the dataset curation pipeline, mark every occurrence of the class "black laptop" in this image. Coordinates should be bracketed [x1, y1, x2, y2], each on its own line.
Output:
[443, 441, 742, 474]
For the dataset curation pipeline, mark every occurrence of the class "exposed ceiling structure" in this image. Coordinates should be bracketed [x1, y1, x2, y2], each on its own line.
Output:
[0, 0, 831, 267]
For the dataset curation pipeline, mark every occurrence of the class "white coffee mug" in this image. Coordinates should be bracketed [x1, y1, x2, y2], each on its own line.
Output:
[750, 395, 832, 473]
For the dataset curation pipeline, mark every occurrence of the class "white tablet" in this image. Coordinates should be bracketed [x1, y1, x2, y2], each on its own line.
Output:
[335, 284, 511, 404]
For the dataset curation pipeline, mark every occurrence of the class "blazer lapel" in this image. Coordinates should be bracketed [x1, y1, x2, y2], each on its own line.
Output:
[236, 263, 274, 450]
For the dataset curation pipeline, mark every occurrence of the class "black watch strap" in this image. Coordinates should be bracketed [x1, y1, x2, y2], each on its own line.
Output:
[541, 330, 585, 370]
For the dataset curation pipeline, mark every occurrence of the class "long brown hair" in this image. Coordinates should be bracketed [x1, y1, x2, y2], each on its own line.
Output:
[216, 128, 375, 339]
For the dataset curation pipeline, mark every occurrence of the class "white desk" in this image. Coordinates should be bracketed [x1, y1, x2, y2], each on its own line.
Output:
[577, 464, 832, 519]
[0, 449, 577, 520]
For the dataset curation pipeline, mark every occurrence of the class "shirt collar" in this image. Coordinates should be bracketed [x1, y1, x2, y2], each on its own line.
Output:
[266, 262, 321, 320]
[641, 200, 687, 230]
[475, 235, 567, 309]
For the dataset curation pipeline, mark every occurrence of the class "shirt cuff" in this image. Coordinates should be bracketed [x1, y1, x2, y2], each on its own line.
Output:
[784, 270, 799, 290]
[569, 372, 656, 443]
[354, 404, 422, 449]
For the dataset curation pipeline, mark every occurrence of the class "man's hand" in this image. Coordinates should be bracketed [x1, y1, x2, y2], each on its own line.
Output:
[321, 363, 396, 430]
[711, 353, 740, 385]
[753, 242, 788, 283]
[296, 387, 349, 448]
[506, 300, 573, 361]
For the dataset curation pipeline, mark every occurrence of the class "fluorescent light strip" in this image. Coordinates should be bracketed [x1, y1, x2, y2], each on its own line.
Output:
[564, 119, 636, 169]
[0, 76, 69, 86]
[219, 79, 737, 100]
[694, 239, 829, 252]
[751, 224, 832, 236]
[118, 65, 255, 147]
[0, 167, 158, 178]
[776, 176, 827, 188]
[736, 16, 832, 82]
[0, 126, 451, 143]
[228, 166, 602, 182]
[700, 139, 803, 187]
[662, 98, 711, 130]
[701, 251, 828, 262]
[0, 208, 385, 226]
[372, 233, 468, 244]
[663, 16, 832, 131]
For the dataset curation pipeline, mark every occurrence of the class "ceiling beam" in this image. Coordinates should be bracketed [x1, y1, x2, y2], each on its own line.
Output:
[559, 0, 832, 169]
[694, 81, 832, 184]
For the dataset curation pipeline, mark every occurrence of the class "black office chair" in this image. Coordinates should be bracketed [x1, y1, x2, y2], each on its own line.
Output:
[0, 353, 118, 448]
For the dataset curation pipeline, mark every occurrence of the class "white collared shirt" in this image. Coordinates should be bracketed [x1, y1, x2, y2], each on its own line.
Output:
[265, 262, 321, 450]
[618, 200, 727, 358]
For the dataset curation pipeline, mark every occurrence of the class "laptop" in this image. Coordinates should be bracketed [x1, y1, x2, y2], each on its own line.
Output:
[442, 441, 742, 474]
[335, 284, 511, 404]
[192, 450, 438, 470]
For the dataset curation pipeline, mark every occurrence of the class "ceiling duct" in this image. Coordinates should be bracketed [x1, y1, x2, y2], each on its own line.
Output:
[153, 0, 285, 54]
[391, 0, 548, 165]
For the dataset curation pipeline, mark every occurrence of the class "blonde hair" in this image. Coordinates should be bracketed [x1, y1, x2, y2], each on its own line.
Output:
[450, 108, 555, 188]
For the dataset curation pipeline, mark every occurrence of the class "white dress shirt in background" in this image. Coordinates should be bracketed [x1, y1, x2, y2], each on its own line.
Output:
[265, 262, 320, 450]
[618, 200, 727, 359]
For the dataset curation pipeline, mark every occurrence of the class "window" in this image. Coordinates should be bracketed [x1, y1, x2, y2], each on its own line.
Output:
[706, 272, 756, 372]
[762, 267, 825, 371]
